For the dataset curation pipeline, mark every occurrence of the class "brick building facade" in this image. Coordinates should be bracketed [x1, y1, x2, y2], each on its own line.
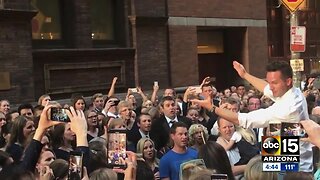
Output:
[0, 0, 319, 103]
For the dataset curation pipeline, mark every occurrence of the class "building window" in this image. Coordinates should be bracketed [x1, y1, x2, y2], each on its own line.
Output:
[90, 0, 115, 41]
[31, 0, 62, 40]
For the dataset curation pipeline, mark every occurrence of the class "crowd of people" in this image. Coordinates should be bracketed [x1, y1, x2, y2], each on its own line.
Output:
[0, 61, 320, 180]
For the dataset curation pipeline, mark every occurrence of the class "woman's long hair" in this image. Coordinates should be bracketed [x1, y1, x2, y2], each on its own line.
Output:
[198, 141, 235, 180]
[89, 141, 108, 173]
[136, 138, 159, 167]
[8, 116, 29, 146]
[236, 126, 257, 145]
[50, 123, 66, 149]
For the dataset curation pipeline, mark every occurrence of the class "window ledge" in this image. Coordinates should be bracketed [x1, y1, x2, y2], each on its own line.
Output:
[0, 9, 37, 21]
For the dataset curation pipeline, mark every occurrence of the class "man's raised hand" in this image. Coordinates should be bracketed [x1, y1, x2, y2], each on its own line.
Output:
[233, 61, 247, 78]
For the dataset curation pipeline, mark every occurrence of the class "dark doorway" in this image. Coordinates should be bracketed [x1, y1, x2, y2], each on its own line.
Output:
[197, 27, 246, 91]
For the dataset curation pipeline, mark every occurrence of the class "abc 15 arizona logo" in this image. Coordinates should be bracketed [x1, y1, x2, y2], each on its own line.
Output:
[261, 136, 300, 156]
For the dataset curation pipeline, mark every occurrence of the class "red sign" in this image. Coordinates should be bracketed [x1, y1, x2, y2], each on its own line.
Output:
[290, 26, 306, 52]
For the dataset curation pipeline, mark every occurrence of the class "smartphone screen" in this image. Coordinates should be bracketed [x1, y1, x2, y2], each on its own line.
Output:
[211, 174, 228, 180]
[50, 107, 70, 122]
[68, 151, 83, 180]
[281, 122, 307, 137]
[130, 88, 138, 93]
[154, 81, 159, 86]
[107, 129, 127, 168]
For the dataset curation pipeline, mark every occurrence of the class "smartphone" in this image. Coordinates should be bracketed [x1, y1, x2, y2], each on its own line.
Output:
[50, 107, 70, 122]
[68, 151, 83, 180]
[129, 88, 138, 93]
[109, 99, 120, 106]
[211, 174, 228, 180]
[281, 122, 307, 137]
[107, 129, 127, 168]
[154, 81, 159, 86]
[113, 100, 120, 106]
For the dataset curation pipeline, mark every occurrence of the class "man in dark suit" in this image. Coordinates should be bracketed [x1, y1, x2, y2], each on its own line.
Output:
[127, 113, 152, 151]
[150, 96, 192, 154]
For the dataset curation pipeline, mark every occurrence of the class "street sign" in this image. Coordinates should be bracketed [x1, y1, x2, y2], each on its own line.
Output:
[290, 26, 306, 52]
[281, 0, 305, 13]
[290, 59, 304, 72]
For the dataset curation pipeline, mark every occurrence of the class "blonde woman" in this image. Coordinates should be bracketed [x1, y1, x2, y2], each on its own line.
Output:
[37, 94, 51, 106]
[136, 138, 160, 180]
[244, 155, 277, 180]
[234, 126, 259, 165]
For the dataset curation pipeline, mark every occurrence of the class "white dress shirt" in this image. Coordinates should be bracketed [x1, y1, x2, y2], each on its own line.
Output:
[139, 129, 150, 138]
[238, 85, 312, 172]
[165, 116, 178, 127]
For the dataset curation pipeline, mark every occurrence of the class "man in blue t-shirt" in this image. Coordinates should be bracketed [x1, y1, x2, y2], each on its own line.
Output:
[159, 122, 198, 180]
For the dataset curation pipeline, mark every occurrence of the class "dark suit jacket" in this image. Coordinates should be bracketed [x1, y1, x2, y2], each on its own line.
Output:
[150, 115, 192, 151]
[127, 127, 143, 151]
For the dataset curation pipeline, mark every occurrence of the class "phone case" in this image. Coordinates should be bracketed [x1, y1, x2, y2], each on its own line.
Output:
[107, 129, 127, 168]
[68, 151, 83, 179]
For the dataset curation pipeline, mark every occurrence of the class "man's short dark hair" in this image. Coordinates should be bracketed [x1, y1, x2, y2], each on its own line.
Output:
[247, 95, 261, 104]
[164, 88, 176, 96]
[91, 93, 104, 102]
[170, 121, 187, 134]
[201, 84, 213, 90]
[266, 61, 293, 80]
[237, 84, 245, 88]
[18, 103, 34, 115]
[138, 113, 151, 124]
[159, 96, 175, 108]
[226, 97, 241, 106]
